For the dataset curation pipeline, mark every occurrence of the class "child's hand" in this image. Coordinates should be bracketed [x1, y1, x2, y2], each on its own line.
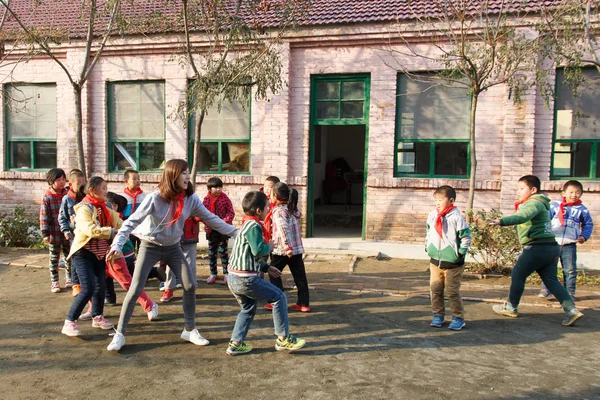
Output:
[42, 237, 50, 244]
[489, 219, 501, 226]
[286, 249, 293, 258]
[106, 249, 123, 261]
[64, 232, 74, 241]
[268, 266, 282, 278]
[577, 236, 586, 244]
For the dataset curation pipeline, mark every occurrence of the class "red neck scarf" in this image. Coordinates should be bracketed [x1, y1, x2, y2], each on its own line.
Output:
[166, 191, 185, 227]
[514, 199, 529, 211]
[124, 187, 144, 213]
[206, 191, 221, 213]
[434, 206, 456, 237]
[83, 194, 111, 227]
[45, 187, 64, 199]
[67, 188, 77, 199]
[242, 215, 270, 243]
[558, 198, 582, 226]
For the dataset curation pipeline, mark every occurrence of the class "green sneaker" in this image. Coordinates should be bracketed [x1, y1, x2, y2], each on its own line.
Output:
[562, 309, 583, 326]
[492, 303, 518, 318]
[275, 335, 306, 351]
[226, 341, 253, 356]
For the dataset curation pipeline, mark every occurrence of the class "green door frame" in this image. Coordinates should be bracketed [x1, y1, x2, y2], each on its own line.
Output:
[307, 73, 370, 239]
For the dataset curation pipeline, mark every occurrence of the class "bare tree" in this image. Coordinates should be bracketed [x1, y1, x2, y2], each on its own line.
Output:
[170, 0, 309, 186]
[1, 0, 123, 176]
[384, 0, 541, 218]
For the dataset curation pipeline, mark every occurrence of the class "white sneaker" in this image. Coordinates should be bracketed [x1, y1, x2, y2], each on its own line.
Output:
[107, 332, 125, 351]
[180, 328, 210, 346]
[147, 303, 159, 321]
[61, 320, 80, 337]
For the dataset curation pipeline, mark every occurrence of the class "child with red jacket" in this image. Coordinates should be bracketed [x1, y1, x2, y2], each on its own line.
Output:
[203, 177, 235, 284]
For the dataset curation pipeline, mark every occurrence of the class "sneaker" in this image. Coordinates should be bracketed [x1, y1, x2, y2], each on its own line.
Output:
[562, 309, 584, 326]
[291, 304, 311, 313]
[51, 281, 61, 293]
[448, 317, 466, 331]
[264, 303, 273, 311]
[147, 303, 159, 321]
[107, 332, 125, 351]
[105, 299, 117, 306]
[226, 341, 253, 356]
[275, 334, 306, 351]
[492, 303, 518, 318]
[175, 279, 182, 289]
[538, 289, 551, 299]
[65, 278, 73, 289]
[430, 314, 444, 328]
[159, 282, 165, 291]
[160, 289, 174, 303]
[72, 284, 81, 297]
[206, 275, 217, 284]
[79, 305, 93, 321]
[61, 320, 80, 337]
[92, 315, 114, 330]
[181, 329, 210, 346]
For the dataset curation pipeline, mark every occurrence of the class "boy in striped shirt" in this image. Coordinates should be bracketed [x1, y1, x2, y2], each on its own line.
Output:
[225, 191, 306, 355]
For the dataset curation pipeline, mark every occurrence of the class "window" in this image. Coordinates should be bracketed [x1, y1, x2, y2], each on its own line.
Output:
[188, 99, 250, 173]
[5, 84, 57, 170]
[108, 81, 165, 172]
[314, 79, 367, 121]
[552, 68, 600, 179]
[395, 73, 470, 177]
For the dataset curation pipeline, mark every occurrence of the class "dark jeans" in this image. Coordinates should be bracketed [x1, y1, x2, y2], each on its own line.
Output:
[105, 277, 116, 304]
[66, 249, 107, 321]
[541, 243, 578, 295]
[508, 243, 575, 312]
[269, 254, 310, 307]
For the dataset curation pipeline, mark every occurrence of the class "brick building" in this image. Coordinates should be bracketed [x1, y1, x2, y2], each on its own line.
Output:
[0, 1, 598, 264]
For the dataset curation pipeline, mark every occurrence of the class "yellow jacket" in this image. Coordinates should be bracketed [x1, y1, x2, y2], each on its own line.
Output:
[67, 202, 123, 260]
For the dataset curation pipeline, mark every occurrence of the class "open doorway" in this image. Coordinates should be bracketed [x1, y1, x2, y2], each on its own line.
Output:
[312, 125, 365, 238]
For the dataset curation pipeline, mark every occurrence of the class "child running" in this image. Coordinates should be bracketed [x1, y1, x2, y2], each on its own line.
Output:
[267, 182, 310, 312]
[40, 168, 71, 293]
[538, 180, 593, 300]
[226, 190, 306, 355]
[58, 169, 86, 296]
[106, 159, 237, 351]
[203, 177, 235, 284]
[61, 177, 117, 336]
[425, 186, 471, 330]
[490, 175, 584, 326]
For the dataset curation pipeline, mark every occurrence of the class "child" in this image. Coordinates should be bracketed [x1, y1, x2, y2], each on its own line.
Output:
[260, 176, 280, 197]
[203, 177, 235, 284]
[491, 175, 584, 326]
[161, 217, 200, 303]
[267, 182, 310, 312]
[122, 169, 146, 220]
[106, 159, 237, 351]
[61, 177, 117, 337]
[225, 191, 306, 355]
[425, 185, 471, 330]
[40, 168, 71, 293]
[58, 169, 86, 296]
[538, 180, 593, 300]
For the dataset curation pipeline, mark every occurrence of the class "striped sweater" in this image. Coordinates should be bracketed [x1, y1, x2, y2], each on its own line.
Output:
[228, 220, 272, 273]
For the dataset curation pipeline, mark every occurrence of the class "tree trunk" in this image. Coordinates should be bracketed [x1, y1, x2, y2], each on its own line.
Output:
[73, 85, 87, 177]
[466, 93, 478, 222]
[190, 109, 206, 189]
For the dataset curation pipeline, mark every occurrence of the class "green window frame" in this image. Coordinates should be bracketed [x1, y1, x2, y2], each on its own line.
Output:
[313, 76, 369, 124]
[551, 68, 600, 180]
[107, 81, 166, 172]
[4, 83, 57, 170]
[187, 97, 251, 174]
[394, 73, 471, 178]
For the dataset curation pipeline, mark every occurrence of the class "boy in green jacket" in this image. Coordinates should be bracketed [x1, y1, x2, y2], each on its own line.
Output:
[490, 175, 583, 326]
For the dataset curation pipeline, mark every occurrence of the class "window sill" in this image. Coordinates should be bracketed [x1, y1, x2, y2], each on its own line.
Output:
[543, 180, 600, 193]
[369, 176, 501, 190]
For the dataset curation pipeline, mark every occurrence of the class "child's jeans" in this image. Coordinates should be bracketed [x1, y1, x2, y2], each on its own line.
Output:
[509, 243, 576, 312]
[269, 254, 310, 307]
[106, 258, 154, 313]
[165, 242, 197, 290]
[227, 272, 289, 343]
[541, 243, 577, 296]
[48, 242, 71, 282]
[68, 239, 80, 285]
[208, 239, 229, 275]
[67, 249, 106, 321]
[429, 263, 464, 318]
